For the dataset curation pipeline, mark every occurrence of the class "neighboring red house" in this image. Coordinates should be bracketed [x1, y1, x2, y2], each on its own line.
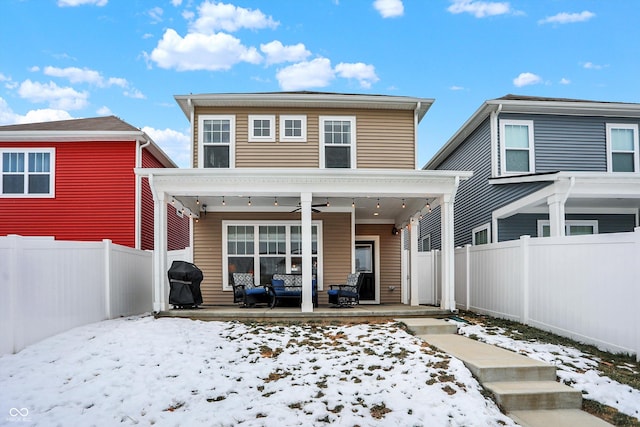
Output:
[0, 116, 189, 250]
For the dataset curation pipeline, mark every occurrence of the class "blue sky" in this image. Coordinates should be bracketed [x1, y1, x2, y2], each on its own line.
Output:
[1, 0, 639, 168]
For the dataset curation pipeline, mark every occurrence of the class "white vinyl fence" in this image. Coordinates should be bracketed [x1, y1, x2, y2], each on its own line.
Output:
[448, 229, 640, 360]
[0, 235, 153, 355]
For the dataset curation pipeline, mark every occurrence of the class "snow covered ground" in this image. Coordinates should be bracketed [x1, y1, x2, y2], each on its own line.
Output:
[451, 318, 640, 421]
[0, 316, 516, 427]
[1, 314, 638, 426]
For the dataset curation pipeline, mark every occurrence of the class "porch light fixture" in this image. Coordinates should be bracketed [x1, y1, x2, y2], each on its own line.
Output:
[171, 198, 175, 206]
[391, 226, 399, 235]
[351, 199, 355, 208]
[196, 197, 200, 205]
[202, 204, 207, 216]
[222, 196, 226, 206]
[326, 197, 330, 207]
[248, 197, 252, 206]
[402, 199, 406, 209]
[274, 197, 278, 206]
[376, 198, 380, 209]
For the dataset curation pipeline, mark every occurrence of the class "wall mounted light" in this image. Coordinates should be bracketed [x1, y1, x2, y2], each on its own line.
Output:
[391, 226, 399, 235]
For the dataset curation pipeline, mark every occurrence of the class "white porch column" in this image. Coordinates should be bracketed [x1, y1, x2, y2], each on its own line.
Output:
[440, 194, 455, 311]
[547, 194, 566, 237]
[153, 190, 168, 312]
[400, 229, 409, 304]
[300, 192, 314, 313]
[409, 214, 420, 306]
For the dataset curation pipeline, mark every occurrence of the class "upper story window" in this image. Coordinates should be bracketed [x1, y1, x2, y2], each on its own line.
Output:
[248, 115, 275, 142]
[1, 149, 54, 197]
[279, 115, 307, 142]
[320, 116, 356, 168]
[500, 120, 535, 175]
[199, 115, 235, 168]
[607, 123, 639, 172]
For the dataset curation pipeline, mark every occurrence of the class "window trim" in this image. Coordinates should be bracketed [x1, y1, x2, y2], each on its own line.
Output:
[606, 123, 639, 172]
[319, 115, 356, 169]
[248, 114, 276, 142]
[472, 223, 491, 245]
[1, 148, 55, 197]
[222, 220, 323, 291]
[499, 119, 535, 176]
[537, 220, 599, 237]
[279, 115, 307, 142]
[198, 114, 235, 168]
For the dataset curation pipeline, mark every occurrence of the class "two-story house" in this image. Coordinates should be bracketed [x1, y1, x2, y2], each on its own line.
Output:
[137, 92, 472, 312]
[421, 94, 640, 249]
[0, 115, 190, 251]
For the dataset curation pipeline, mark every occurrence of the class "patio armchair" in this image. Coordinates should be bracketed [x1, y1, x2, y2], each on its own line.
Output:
[327, 272, 363, 307]
[269, 274, 317, 308]
[232, 273, 273, 307]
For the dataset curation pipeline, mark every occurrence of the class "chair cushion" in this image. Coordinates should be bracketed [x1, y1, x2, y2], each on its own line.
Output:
[327, 290, 338, 296]
[271, 279, 285, 290]
[245, 287, 267, 296]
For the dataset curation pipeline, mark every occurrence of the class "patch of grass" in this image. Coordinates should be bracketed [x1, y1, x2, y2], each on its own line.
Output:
[583, 399, 640, 427]
[370, 403, 391, 419]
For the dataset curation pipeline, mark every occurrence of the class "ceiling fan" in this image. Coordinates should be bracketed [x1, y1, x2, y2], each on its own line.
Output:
[290, 201, 329, 213]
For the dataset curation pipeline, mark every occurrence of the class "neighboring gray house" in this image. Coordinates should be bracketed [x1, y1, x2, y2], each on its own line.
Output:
[421, 94, 640, 249]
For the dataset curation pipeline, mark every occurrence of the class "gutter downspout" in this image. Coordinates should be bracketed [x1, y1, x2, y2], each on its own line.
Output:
[135, 136, 152, 250]
[414, 101, 421, 170]
[188, 97, 195, 168]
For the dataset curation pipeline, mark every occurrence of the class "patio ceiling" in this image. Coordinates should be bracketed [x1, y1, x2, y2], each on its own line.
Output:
[139, 168, 473, 226]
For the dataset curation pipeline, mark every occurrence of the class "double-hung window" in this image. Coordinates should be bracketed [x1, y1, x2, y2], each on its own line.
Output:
[199, 115, 234, 168]
[607, 123, 639, 172]
[1, 149, 54, 196]
[500, 120, 535, 175]
[248, 115, 275, 142]
[279, 115, 307, 142]
[472, 223, 490, 245]
[223, 221, 322, 290]
[320, 116, 356, 168]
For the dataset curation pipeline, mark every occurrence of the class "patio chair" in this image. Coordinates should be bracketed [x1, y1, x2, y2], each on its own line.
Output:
[327, 272, 363, 307]
[232, 273, 273, 307]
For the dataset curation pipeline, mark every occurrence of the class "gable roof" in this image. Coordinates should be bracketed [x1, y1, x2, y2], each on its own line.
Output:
[174, 91, 434, 123]
[424, 94, 640, 170]
[0, 115, 177, 168]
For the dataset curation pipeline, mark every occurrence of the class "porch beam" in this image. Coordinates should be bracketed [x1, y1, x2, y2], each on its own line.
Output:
[300, 192, 314, 313]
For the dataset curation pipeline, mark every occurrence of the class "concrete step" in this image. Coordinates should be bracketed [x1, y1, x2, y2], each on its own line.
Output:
[420, 334, 557, 382]
[509, 409, 613, 427]
[399, 317, 459, 335]
[484, 381, 582, 411]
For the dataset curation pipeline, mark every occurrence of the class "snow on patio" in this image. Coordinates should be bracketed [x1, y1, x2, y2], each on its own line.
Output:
[0, 315, 516, 427]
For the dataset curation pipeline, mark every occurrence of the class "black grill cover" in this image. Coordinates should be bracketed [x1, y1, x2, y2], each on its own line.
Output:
[167, 261, 203, 307]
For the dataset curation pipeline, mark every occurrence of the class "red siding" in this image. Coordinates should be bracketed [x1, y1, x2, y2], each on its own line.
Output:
[141, 150, 189, 251]
[0, 141, 137, 246]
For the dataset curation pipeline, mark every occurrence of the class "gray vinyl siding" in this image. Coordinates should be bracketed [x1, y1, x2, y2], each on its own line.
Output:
[498, 213, 636, 241]
[421, 117, 548, 249]
[499, 113, 640, 172]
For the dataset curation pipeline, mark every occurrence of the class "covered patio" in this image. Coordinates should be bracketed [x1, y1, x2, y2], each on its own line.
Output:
[138, 167, 472, 313]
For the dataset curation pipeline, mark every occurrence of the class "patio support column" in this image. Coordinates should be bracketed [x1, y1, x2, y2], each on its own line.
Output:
[547, 194, 566, 237]
[152, 189, 168, 313]
[440, 193, 455, 311]
[300, 192, 314, 313]
[409, 214, 420, 306]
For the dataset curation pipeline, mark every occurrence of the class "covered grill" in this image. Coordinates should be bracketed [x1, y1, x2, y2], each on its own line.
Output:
[167, 261, 203, 308]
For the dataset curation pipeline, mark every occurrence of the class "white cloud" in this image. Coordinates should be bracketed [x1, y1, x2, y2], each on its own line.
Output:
[18, 80, 89, 110]
[43, 66, 103, 85]
[123, 88, 146, 99]
[96, 106, 112, 115]
[513, 72, 542, 87]
[276, 58, 335, 91]
[148, 7, 163, 23]
[583, 61, 607, 70]
[57, 0, 107, 6]
[335, 62, 379, 88]
[142, 126, 191, 168]
[538, 11, 595, 25]
[373, 0, 404, 18]
[171, 0, 182, 6]
[559, 78, 571, 85]
[447, 0, 513, 18]
[189, 1, 279, 34]
[260, 41, 311, 66]
[450, 85, 465, 91]
[150, 29, 262, 71]
[0, 97, 73, 125]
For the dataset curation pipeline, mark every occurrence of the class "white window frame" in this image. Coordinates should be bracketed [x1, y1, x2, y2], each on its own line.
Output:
[537, 220, 599, 237]
[472, 223, 491, 245]
[319, 116, 356, 169]
[419, 234, 431, 252]
[499, 119, 535, 176]
[198, 114, 235, 168]
[248, 115, 276, 142]
[0, 148, 55, 197]
[222, 220, 323, 291]
[606, 123, 639, 172]
[279, 115, 307, 142]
